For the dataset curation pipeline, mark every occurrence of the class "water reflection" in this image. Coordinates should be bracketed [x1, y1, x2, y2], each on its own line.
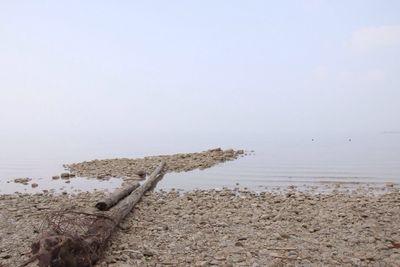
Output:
[0, 176, 122, 195]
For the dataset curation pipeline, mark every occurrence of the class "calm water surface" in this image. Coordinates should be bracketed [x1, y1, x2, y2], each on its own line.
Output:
[1, 133, 399, 194]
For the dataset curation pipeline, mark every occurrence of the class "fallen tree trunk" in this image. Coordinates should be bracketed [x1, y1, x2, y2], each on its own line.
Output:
[95, 182, 140, 211]
[23, 161, 166, 267]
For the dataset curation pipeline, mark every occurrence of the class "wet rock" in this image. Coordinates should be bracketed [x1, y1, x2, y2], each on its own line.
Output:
[13, 178, 31, 185]
[60, 173, 70, 179]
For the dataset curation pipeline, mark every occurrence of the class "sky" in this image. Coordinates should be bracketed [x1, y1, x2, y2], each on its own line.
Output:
[1, 0, 400, 138]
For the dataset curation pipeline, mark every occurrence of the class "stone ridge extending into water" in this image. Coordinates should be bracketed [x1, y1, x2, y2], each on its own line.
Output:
[0, 189, 399, 266]
[65, 148, 245, 181]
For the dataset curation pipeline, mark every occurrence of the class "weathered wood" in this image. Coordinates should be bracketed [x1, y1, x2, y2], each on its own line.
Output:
[110, 161, 166, 223]
[23, 161, 166, 267]
[85, 161, 166, 264]
[95, 182, 140, 211]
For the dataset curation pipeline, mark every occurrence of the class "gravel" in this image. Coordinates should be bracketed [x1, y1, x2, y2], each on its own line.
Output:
[65, 148, 245, 181]
[1, 189, 399, 266]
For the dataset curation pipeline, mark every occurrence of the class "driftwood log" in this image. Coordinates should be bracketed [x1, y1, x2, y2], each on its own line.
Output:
[23, 161, 166, 267]
[95, 182, 140, 211]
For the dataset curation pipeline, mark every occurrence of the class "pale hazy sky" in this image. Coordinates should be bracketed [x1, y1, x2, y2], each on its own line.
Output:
[1, 1, 400, 137]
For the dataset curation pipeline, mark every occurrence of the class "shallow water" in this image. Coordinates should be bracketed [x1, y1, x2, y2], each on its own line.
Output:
[0, 176, 122, 195]
[1, 133, 399, 193]
[160, 135, 400, 191]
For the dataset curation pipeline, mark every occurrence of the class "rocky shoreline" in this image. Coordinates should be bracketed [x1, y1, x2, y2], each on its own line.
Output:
[1, 149, 399, 266]
[0, 188, 399, 266]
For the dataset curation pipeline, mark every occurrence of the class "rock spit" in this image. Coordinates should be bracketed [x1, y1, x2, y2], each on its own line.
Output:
[65, 148, 245, 181]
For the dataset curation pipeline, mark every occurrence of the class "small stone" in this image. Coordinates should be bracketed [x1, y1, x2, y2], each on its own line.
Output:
[235, 241, 244, 247]
[60, 173, 70, 179]
[142, 248, 155, 257]
[31, 183, 38, 188]
[1, 253, 11, 259]
[52, 176, 60, 180]
[269, 252, 280, 258]
[214, 252, 226, 261]
[195, 261, 208, 267]
[135, 170, 146, 178]
[14, 177, 31, 184]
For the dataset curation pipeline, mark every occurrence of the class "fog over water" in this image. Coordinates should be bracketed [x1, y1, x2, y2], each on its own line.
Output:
[1, 1, 400, 192]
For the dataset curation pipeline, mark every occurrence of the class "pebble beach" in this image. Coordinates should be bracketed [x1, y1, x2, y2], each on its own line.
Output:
[1, 149, 399, 266]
